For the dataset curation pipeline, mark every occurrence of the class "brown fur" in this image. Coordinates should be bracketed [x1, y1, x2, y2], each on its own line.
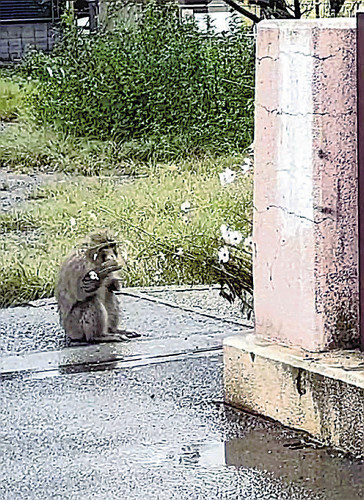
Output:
[56, 230, 139, 342]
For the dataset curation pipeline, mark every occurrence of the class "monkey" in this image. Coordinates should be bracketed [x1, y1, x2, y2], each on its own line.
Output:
[56, 230, 141, 343]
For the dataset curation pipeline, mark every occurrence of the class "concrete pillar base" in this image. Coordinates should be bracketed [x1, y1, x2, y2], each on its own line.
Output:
[224, 332, 364, 457]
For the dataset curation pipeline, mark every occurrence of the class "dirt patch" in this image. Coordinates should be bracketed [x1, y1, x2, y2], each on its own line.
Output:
[0, 171, 57, 212]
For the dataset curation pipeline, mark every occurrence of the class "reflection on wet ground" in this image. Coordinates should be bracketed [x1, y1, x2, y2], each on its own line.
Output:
[225, 430, 364, 499]
[2, 352, 364, 499]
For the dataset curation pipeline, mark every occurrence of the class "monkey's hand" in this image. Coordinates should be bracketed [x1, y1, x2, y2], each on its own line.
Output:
[98, 260, 122, 280]
[82, 270, 102, 293]
[106, 277, 121, 292]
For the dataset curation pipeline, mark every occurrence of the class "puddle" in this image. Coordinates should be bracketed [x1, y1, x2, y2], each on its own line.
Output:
[167, 431, 364, 498]
[199, 441, 226, 467]
[223, 429, 364, 499]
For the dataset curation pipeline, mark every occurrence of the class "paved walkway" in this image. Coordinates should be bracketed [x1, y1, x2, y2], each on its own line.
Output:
[1, 287, 364, 499]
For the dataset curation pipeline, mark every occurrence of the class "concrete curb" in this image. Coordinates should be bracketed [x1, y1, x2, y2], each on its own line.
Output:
[224, 333, 364, 457]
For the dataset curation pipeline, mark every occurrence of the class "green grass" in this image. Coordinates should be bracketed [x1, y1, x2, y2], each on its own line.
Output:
[0, 17, 255, 312]
[0, 74, 250, 174]
[0, 119, 247, 175]
[0, 156, 253, 307]
[0, 121, 133, 175]
[0, 78, 24, 122]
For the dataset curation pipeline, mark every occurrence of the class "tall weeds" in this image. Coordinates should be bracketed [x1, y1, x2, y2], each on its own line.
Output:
[22, 6, 255, 159]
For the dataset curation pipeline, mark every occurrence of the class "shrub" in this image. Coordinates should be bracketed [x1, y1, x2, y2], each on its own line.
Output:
[21, 5, 255, 159]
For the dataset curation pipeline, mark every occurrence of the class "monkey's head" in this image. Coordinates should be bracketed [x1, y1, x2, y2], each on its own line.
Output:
[83, 230, 121, 266]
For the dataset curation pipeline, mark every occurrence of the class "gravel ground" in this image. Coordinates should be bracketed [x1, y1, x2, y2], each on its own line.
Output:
[123, 285, 253, 326]
[0, 170, 61, 211]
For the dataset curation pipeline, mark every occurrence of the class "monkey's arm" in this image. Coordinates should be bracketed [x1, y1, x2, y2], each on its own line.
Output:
[80, 263, 122, 297]
[81, 270, 101, 294]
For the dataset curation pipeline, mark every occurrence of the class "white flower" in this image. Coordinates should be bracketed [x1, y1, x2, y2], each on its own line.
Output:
[46, 67, 53, 78]
[176, 247, 184, 256]
[243, 236, 253, 253]
[218, 246, 230, 264]
[239, 157, 253, 175]
[69, 217, 76, 229]
[182, 215, 190, 225]
[219, 168, 236, 187]
[221, 224, 232, 244]
[220, 225, 243, 246]
[228, 230, 243, 246]
[88, 211, 97, 222]
[220, 224, 229, 238]
[180, 201, 191, 213]
[240, 157, 253, 175]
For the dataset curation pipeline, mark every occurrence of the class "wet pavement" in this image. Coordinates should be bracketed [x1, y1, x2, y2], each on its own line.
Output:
[1, 287, 364, 499]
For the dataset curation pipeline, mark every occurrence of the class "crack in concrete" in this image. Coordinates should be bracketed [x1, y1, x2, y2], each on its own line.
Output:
[257, 104, 344, 117]
[266, 204, 334, 224]
[257, 52, 335, 63]
[257, 55, 278, 62]
[280, 50, 336, 61]
[258, 104, 353, 118]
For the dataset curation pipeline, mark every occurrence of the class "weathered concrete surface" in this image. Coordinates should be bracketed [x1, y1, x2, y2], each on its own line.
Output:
[0, 355, 328, 500]
[224, 333, 364, 457]
[0, 287, 247, 357]
[1, 289, 364, 498]
[253, 19, 358, 350]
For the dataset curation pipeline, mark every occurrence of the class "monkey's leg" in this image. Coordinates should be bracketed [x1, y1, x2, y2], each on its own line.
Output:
[64, 297, 109, 342]
[91, 331, 140, 342]
[63, 302, 93, 341]
[82, 297, 110, 342]
[104, 290, 141, 340]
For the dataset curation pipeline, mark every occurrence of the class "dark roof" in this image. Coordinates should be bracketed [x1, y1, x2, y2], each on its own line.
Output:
[0, 0, 57, 22]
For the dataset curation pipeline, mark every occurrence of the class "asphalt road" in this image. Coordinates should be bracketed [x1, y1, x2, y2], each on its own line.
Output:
[1, 288, 364, 499]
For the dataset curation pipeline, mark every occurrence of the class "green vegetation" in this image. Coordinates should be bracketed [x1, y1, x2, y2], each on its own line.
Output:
[0, 157, 253, 307]
[22, 6, 255, 161]
[0, 6, 255, 309]
[0, 78, 24, 122]
[0, 122, 141, 175]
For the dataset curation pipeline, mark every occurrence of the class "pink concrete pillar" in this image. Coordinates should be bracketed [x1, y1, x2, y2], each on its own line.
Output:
[253, 19, 359, 351]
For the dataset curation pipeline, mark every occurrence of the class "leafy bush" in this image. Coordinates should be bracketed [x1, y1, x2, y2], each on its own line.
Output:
[22, 5, 255, 159]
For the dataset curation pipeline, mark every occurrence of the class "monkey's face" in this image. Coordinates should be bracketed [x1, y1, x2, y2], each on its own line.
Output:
[92, 244, 118, 265]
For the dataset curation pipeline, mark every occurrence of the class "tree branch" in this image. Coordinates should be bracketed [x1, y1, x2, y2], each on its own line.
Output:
[222, 0, 260, 23]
